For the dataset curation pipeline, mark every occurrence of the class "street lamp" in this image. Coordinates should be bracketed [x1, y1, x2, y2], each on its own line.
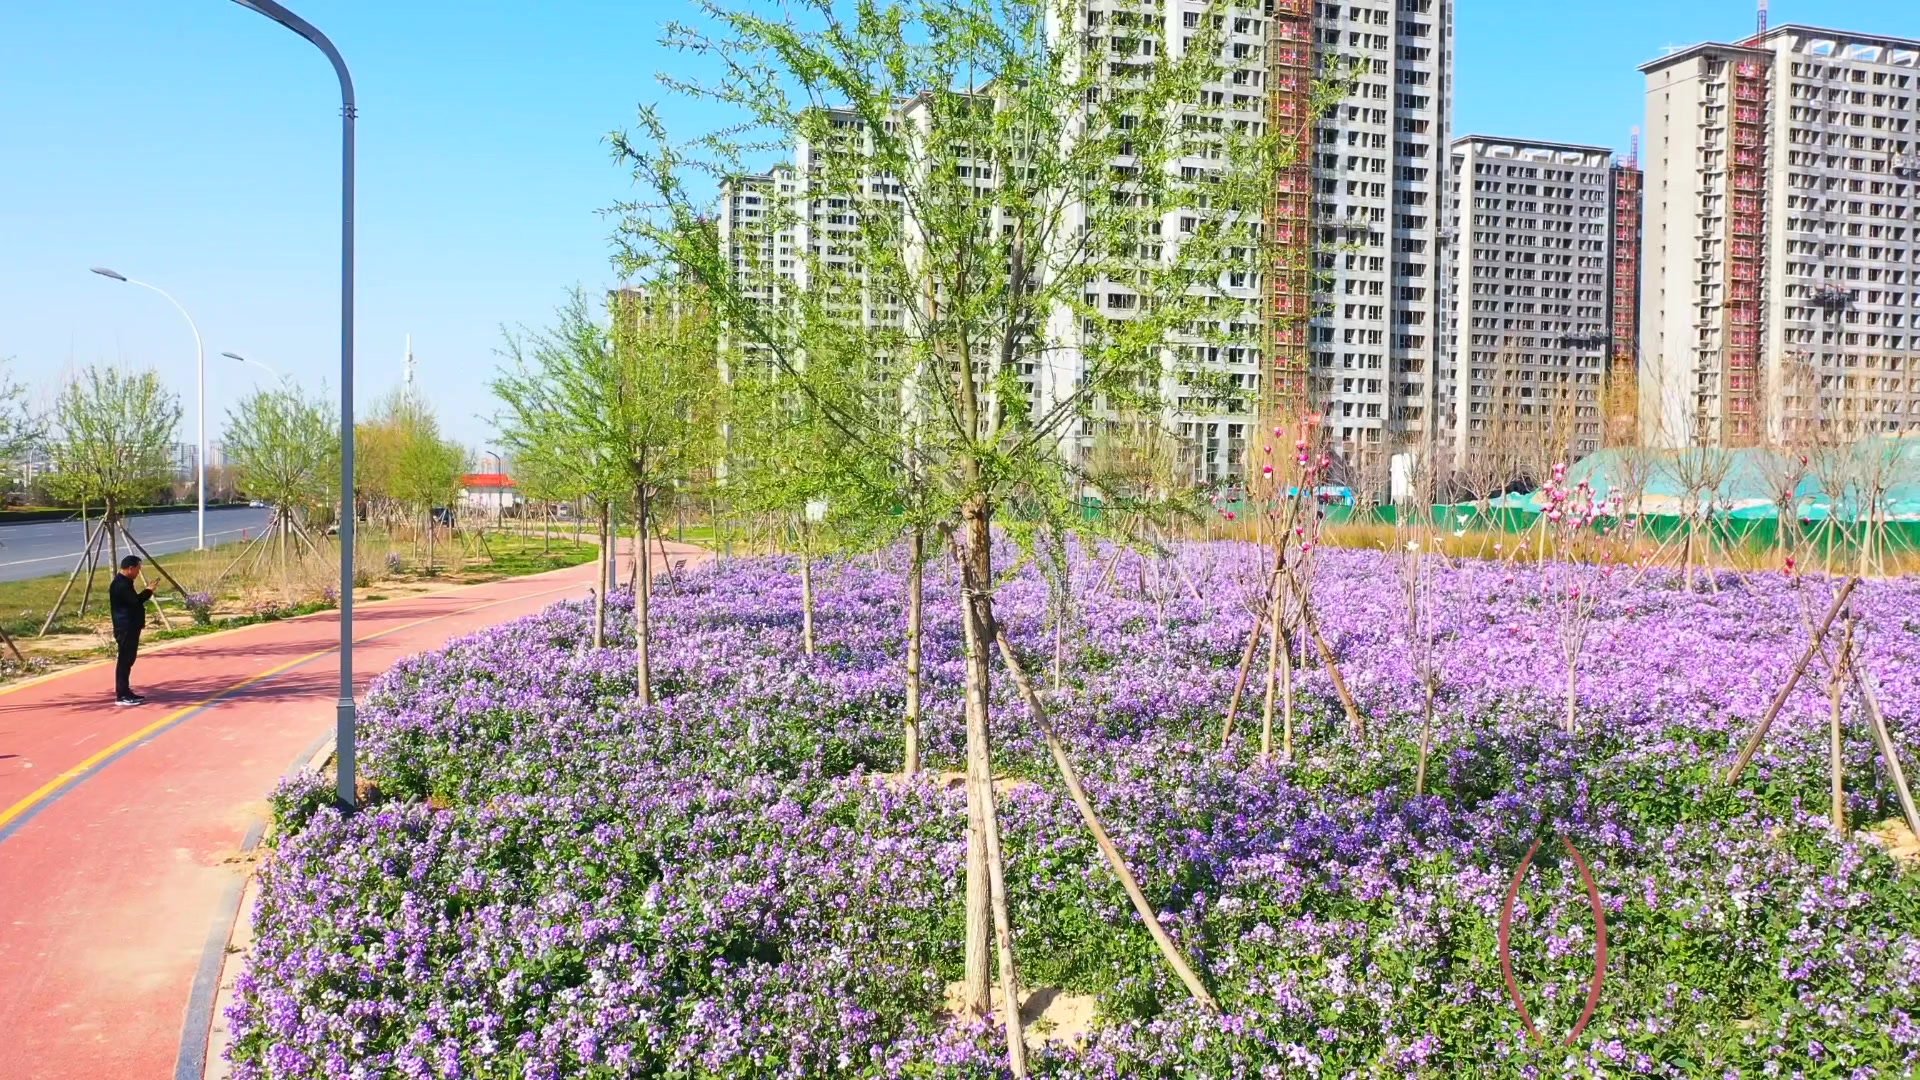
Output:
[480, 450, 504, 526]
[229, 0, 358, 809]
[91, 266, 206, 549]
[221, 351, 287, 383]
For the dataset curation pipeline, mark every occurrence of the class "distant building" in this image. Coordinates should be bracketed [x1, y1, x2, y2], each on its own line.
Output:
[1639, 23, 1920, 447]
[1443, 135, 1614, 461]
[458, 472, 520, 517]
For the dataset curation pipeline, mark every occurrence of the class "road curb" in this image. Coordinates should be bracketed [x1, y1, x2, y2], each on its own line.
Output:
[180, 731, 335, 1080]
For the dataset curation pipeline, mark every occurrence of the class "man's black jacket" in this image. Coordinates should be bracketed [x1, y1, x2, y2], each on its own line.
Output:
[109, 574, 154, 637]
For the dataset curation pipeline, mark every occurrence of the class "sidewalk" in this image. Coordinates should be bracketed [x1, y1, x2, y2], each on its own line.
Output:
[0, 542, 702, 1080]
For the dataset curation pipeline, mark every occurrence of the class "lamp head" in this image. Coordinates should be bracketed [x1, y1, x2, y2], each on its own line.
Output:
[90, 267, 128, 282]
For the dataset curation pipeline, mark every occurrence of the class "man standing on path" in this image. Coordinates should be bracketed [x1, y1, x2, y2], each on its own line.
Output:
[109, 555, 153, 706]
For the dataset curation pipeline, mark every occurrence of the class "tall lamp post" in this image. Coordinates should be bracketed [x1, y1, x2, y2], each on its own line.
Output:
[480, 450, 505, 526]
[230, 0, 358, 808]
[90, 267, 206, 549]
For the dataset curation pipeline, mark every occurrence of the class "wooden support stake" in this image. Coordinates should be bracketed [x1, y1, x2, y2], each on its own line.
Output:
[1724, 577, 1859, 785]
[1852, 655, 1920, 844]
[40, 517, 108, 636]
[995, 623, 1220, 1013]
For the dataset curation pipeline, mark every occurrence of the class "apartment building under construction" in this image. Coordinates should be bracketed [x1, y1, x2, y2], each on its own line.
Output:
[1267, 0, 1453, 458]
[1640, 23, 1920, 448]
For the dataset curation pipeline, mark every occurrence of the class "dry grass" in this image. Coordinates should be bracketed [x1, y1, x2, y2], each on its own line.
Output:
[0, 527, 595, 679]
[1191, 515, 1920, 577]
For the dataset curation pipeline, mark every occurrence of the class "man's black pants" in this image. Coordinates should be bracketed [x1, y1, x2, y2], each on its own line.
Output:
[114, 629, 139, 699]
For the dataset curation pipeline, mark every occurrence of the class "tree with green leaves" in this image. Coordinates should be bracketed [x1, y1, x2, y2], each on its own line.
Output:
[496, 296, 627, 649]
[0, 358, 39, 468]
[41, 366, 187, 631]
[218, 383, 340, 593]
[615, 0, 1295, 1061]
[0, 358, 43, 661]
[388, 405, 467, 575]
[495, 286, 719, 701]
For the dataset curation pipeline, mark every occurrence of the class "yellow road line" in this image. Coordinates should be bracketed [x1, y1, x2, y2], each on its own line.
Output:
[0, 580, 584, 836]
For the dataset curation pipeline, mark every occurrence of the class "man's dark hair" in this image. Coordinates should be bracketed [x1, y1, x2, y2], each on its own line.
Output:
[120, 555, 142, 570]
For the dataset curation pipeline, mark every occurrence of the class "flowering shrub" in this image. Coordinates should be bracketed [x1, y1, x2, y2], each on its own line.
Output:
[185, 590, 215, 626]
[228, 544, 1920, 1078]
[265, 769, 337, 839]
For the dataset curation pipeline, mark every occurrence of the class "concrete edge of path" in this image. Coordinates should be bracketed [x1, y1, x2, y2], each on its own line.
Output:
[181, 732, 336, 1080]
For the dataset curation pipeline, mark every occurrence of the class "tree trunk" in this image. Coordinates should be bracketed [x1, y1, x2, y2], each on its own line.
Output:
[798, 520, 816, 656]
[636, 484, 654, 706]
[956, 494, 1021, 1065]
[994, 625, 1219, 1013]
[1682, 513, 1695, 591]
[903, 526, 924, 777]
[1564, 661, 1579, 736]
[1828, 656, 1848, 832]
[1280, 615, 1296, 759]
[956, 531, 1027, 1071]
[43, 515, 107, 635]
[1416, 675, 1437, 797]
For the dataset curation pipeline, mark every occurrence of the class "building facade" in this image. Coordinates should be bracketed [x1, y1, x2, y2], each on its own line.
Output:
[1442, 136, 1612, 462]
[1640, 24, 1920, 448]
[1263, 0, 1454, 458]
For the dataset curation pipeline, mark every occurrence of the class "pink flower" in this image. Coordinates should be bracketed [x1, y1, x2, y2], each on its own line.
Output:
[1262, 465, 1274, 476]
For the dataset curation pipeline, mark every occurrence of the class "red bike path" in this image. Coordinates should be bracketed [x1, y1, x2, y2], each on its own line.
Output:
[0, 543, 697, 1079]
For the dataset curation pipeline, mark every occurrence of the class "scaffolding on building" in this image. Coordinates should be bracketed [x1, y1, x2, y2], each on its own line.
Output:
[1265, 0, 1315, 421]
[1609, 154, 1643, 366]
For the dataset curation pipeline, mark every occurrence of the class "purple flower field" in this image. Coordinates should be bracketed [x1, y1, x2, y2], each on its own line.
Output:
[230, 543, 1920, 1078]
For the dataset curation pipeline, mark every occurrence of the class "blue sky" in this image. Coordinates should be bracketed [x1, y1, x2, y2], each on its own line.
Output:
[3, 0, 1916, 448]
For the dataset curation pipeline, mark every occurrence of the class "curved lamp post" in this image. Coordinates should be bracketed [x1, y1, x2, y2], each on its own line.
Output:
[230, 0, 358, 808]
[90, 266, 206, 550]
[480, 450, 508, 526]
[221, 350, 287, 383]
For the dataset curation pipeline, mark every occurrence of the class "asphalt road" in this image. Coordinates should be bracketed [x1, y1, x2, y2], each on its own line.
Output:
[0, 506, 273, 583]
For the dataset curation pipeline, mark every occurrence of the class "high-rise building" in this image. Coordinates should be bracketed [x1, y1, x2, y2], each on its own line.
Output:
[716, 166, 800, 375]
[1044, 0, 1275, 485]
[1047, 0, 1452, 483]
[1284, 0, 1454, 457]
[1640, 23, 1920, 448]
[1441, 136, 1612, 462]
